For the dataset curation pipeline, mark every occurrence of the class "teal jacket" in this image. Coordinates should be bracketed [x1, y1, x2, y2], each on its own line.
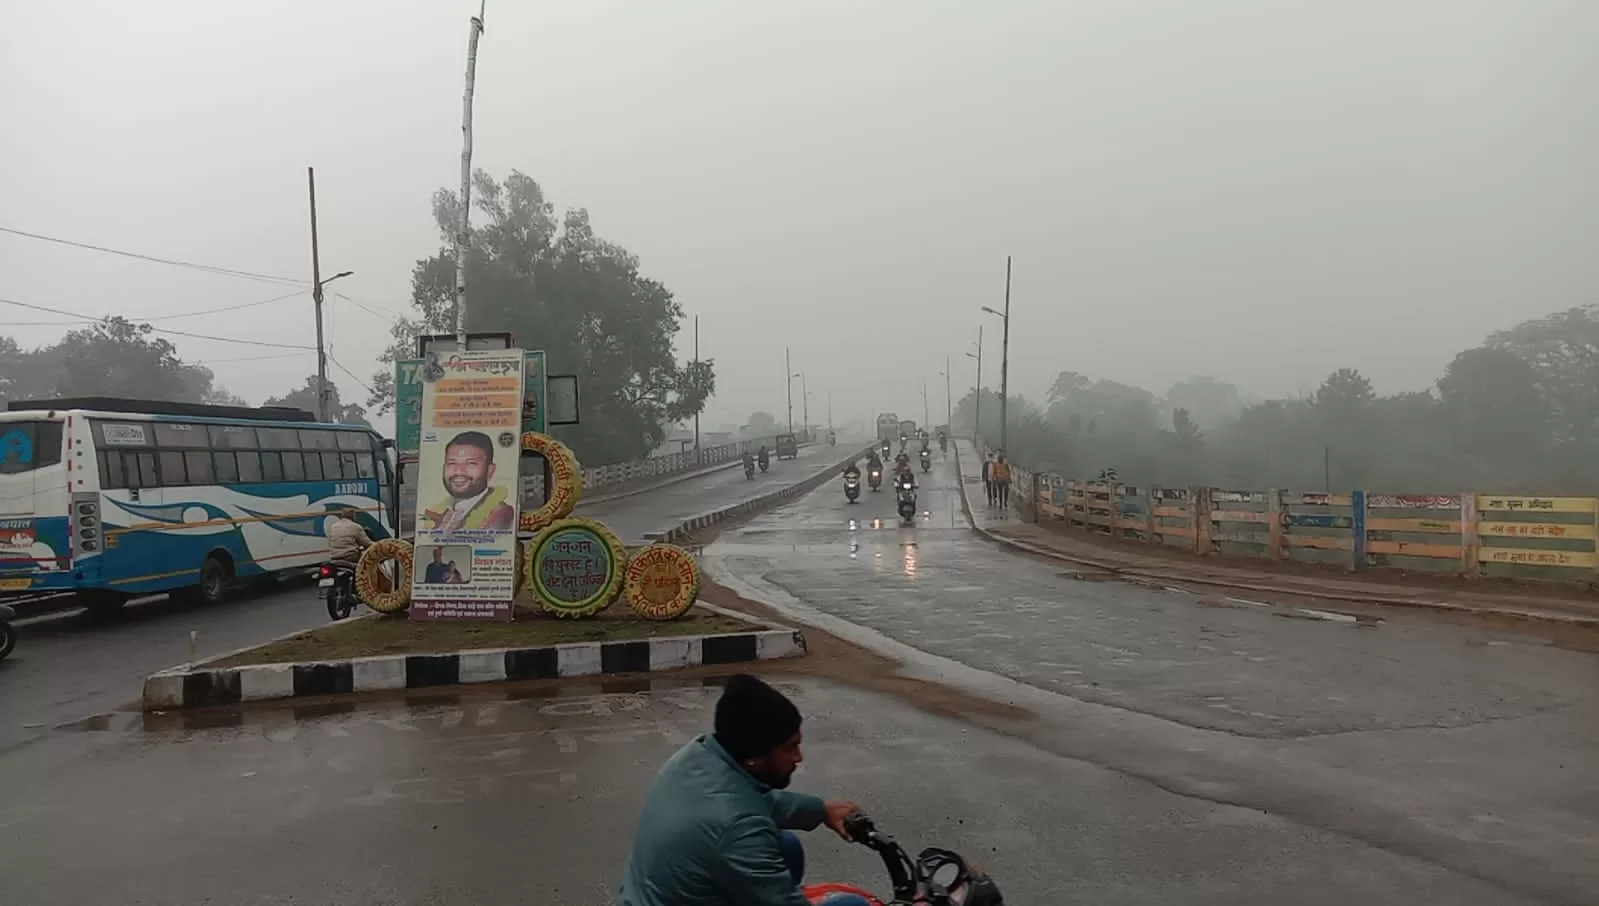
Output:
[619, 734, 827, 906]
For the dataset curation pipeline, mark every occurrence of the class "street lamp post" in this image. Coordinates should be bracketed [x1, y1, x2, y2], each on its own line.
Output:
[785, 346, 793, 434]
[981, 255, 1012, 452]
[792, 371, 808, 438]
[965, 324, 983, 442]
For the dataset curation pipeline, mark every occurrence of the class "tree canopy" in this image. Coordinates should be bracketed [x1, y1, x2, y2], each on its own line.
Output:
[368, 169, 714, 466]
[965, 304, 1599, 494]
[264, 375, 370, 426]
[0, 317, 244, 406]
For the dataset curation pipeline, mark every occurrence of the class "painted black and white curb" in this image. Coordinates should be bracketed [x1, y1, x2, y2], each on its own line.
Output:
[143, 625, 806, 711]
[643, 446, 873, 545]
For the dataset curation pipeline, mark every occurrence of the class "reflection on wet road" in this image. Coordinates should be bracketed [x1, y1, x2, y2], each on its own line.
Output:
[702, 448, 1599, 904]
[4, 678, 1533, 906]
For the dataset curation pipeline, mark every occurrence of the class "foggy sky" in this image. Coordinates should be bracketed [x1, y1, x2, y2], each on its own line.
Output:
[4, 0, 1596, 439]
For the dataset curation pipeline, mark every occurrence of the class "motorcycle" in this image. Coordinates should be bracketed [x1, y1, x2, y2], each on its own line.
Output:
[744, 458, 756, 480]
[803, 812, 1003, 906]
[0, 603, 16, 661]
[867, 466, 883, 492]
[896, 474, 918, 524]
[758, 456, 770, 474]
[880, 441, 891, 461]
[828, 431, 837, 447]
[919, 448, 931, 473]
[938, 435, 947, 454]
[318, 561, 360, 621]
[844, 472, 861, 503]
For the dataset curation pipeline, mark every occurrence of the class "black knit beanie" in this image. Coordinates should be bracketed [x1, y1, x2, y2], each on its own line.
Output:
[714, 674, 802, 760]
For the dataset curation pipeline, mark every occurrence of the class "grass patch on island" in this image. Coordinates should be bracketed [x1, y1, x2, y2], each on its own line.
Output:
[208, 606, 757, 668]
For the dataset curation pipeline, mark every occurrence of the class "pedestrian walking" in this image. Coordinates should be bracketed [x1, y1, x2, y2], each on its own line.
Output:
[981, 453, 995, 506]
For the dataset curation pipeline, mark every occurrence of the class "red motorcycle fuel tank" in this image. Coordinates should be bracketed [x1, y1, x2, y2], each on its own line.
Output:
[802, 883, 884, 906]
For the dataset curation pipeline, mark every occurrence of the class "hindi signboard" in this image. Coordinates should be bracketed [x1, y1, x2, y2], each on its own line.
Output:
[409, 349, 525, 620]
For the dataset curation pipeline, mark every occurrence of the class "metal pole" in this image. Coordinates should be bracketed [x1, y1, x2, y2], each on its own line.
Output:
[801, 372, 809, 436]
[922, 378, 929, 427]
[1324, 445, 1331, 490]
[945, 356, 952, 425]
[974, 324, 984, 442]
[307, 167, 328, 422]
[693, 315, 701, 457]
[453, 2, 486, 348]
[827, 392, 833, 430]
[999, 255, 1011, 453]
[785, 346, 793, 434]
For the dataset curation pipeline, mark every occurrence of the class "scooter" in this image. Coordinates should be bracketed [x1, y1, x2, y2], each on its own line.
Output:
[744, 458, 756, 480]
[318, 561, 360, 621]
[803, 812, 1003, 906]
[919, 448, 932, 473]
[758, 457, 770, 474]
[0, 603, 16, 661]
[879, 441, 891, 461]
[844, 472, 860, 503]
[828, 431, 837, 447]
[896, 474, 918, 524]
[867, 466, 883, 492]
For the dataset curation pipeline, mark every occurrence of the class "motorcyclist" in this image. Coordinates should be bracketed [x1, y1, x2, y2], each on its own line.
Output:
[742, 449, 755, 475]
[757, 445, 770, 468]
[894, 458, 917, 491]
[864, 449, 882, 471]
[937, 431, 948, 453]
[617, 674, 867, 906]
[326, 508, 372, 567]
[842, 460, 860, 479]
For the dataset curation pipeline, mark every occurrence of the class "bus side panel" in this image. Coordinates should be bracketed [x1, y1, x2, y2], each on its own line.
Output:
[0, 515, 74, 597]
[98, 480, 385, 594]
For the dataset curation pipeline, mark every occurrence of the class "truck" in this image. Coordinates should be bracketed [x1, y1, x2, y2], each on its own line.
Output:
[875, 413, 900, 444]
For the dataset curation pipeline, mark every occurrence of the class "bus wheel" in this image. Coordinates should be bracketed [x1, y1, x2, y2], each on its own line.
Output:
[196, 555, 231, 604]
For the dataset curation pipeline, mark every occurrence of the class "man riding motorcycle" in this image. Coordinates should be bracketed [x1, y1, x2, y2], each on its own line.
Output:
[618, 674, 868, 906]
[842, 460, 861, 480]
[326, 508, 372, 567]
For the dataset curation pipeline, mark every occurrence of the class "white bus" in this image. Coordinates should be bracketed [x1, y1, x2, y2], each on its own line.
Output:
[0, 398, 396, 611]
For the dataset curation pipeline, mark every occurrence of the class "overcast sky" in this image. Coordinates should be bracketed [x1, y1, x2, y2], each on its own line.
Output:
[3, 0, 1595, 437]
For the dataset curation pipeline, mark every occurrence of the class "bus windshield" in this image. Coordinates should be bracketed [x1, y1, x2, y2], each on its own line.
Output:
[0, 421, 64, 475]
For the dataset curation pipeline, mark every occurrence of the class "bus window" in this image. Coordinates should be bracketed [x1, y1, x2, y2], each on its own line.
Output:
[100, 451, 126, 488]
[300, 429, 338, 451]
[281, 451, 306, 482]
[158, 451, 187, 486]
[184, 451, 214, 484]
[260, 452, 284, 483]
[213, 451, 240, 484]
[236, 451, 263, 483]
[355, 453, 376, 479]
[155, 423, 208, 448]
[302, 451, 325, 481]
[337, 431, 370, 451]
[321, 451, 343, 479]
[258, 427, 299, 449]
[0, 422, 63, 474]
[209, 424, 257, 449]
[128, 452, 157, 489]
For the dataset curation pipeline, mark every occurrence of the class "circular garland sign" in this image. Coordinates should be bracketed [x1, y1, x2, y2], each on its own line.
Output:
[355, 538, 414, 614]
[623, 543, 701, 620]
[525, 517, 626, 618]
[519, 431, 584, 534]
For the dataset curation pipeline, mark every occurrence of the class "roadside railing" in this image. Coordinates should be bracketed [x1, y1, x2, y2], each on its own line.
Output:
[972, 436, 1599, 586]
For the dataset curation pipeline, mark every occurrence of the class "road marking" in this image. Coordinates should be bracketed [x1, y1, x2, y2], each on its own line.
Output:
[1226, 597, 1271, 607]
[475, 704, 500, 727]
[1295, 608, 1360, 623]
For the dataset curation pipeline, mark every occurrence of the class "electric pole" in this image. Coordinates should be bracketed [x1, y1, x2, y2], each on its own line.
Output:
[693, 315, 701, 458]
[307, 167, 328, 422]
[999, 255, 1011, 452]
[785, 346, 793, 434]
[453, 2, 486, 347]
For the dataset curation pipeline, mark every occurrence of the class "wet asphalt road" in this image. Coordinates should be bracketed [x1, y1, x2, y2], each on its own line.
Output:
[0, 444, 848, 751]
[3, 677, 1535, 906]
[702, 448, 1599, 905]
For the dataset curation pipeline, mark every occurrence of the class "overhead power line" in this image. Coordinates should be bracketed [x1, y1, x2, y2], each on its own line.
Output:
[328, 353, 377, 398]
[0, 296, 314, 350]
[0, 225, 309, 287]
[3, 288, 308, 327]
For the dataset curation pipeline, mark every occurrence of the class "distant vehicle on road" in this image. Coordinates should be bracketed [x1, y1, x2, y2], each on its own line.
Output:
[0, 398, 396, 613]
[774, 433, 799, 460]
[876, 413, 900, 445]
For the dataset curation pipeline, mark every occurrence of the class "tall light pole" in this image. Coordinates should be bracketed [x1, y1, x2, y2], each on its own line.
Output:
[965, 324, 983, 441]
[785, 346, 794, 434]
[692, 315, 701, 457]
[306, 167, 353, 423]
[922, 378, 929, 427]
[792, 371, 808, 436]
[981, 255, 1012, 452]
[453, 1, 487, 347]
[939, 357, 952, 426]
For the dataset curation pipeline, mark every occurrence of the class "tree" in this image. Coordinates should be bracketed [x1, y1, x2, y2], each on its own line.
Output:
[264, 376, 371, 426]
[1488, 306, 1599, 447]
[368, 170, 713, 465]
[0, 317, 237, 405]
[1438, 347, 1546, 447]
[746, 411, 779, 435]
[1312, 368, 1375, 413]
[1165, 376, 1244, 429]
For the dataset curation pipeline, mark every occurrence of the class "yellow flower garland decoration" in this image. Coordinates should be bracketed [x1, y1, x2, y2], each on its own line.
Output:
[355, 538, 414, 614]
[519, 431, 584, 534]
[622, 543, 701, 621]
[524, 517, 628, 618]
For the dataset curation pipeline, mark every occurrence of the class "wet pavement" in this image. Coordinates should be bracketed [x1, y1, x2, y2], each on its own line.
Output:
[3, 677, 1536, 906]
[0, 443, 854, 751]
[701, 448, 1599, 904]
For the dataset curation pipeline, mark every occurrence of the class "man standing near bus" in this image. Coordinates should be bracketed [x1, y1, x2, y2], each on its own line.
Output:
[422, 431, 516, 532]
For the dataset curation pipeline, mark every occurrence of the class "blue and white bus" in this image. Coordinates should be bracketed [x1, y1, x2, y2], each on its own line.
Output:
[0, 398, 396, 610]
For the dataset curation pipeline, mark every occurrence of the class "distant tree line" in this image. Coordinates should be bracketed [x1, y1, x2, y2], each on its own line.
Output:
[955, 305, 1599, 494]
